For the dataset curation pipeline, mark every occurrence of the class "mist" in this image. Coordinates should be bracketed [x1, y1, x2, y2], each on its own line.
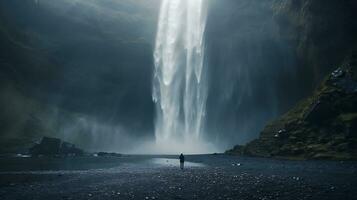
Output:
[0, 0, 330, 154]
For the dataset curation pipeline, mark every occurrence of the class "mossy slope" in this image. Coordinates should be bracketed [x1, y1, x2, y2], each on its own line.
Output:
[227, 55, 357, 160]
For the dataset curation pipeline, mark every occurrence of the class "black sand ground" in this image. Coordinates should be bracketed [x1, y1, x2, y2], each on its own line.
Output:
[0, 155, 356, 200]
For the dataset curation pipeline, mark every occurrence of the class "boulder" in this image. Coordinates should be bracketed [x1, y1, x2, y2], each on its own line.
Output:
[60, 142, 84, 156]
[30, 137, 83, 156]
[30, 137, 61, 156]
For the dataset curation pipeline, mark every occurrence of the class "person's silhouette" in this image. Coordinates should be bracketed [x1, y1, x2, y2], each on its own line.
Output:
[179, 153, 185, 170]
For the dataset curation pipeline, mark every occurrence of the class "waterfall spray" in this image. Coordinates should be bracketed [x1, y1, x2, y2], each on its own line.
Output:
[152, 0, 210, 153]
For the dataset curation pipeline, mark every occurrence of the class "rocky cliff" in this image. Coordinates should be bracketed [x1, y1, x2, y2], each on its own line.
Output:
[227, 56, 357, 160]
[0, 0, 159, 153]
[273, 0, 357, 87]
[227, 0, 357, 160]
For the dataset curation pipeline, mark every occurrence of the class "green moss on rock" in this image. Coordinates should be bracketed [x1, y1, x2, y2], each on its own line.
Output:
[227, 56, 357, 160]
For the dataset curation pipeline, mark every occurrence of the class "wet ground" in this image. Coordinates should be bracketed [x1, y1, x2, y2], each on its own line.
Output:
[0, 155, 356, 200]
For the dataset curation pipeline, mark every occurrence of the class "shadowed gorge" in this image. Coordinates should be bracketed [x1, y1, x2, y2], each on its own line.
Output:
[0, 0, 161, 153]
[0, 0, 356, 155]
[1, 1, 357, 200]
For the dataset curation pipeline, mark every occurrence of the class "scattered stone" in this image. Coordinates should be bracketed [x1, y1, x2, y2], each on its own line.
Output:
[331, 68, 344, 78]
[278, 129, 286, 134]
[275, 129, 287, 138]
[16, 154, 31, 158]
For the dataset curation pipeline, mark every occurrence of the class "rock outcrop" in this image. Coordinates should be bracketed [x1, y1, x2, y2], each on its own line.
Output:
[273, 0, 357, 82]
[30, 137, 84, 156]
[227, 56, 357, 160]
[227, 0, 357, 161]
[96, 152, 122, 157]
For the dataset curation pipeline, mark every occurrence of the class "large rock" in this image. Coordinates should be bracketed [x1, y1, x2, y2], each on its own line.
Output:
[30, 137, 83, 156]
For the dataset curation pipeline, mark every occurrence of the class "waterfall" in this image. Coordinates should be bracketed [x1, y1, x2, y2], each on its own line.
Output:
[152, 0, 209, 153]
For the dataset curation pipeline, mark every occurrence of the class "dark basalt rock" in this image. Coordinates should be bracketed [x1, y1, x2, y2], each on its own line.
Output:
[97, 152, 122, 157]
[228, 56, 357, 160]
[30, 137, 83, 156]
[30, 137, 61, 156]
[303, 99, 337, 124]
[226, 145, 244, 156]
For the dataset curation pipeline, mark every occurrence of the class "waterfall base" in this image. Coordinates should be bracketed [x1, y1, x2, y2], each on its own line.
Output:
[128, 138, 218, 155]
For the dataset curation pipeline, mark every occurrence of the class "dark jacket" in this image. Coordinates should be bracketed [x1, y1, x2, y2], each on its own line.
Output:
[179, 154, 185, 163]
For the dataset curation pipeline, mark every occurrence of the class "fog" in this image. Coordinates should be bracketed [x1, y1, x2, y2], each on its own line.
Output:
[0, 0, 315, 154]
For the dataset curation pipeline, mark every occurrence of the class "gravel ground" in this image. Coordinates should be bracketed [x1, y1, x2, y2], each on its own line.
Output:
[0, 155, 356, 200]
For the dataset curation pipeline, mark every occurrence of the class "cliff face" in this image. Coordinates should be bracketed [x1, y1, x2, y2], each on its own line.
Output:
[273, 0, 357, 88]
[0, 0, 159, 153]
[227, 0, 357, 160]
[228, 56, 357, 160]
[1, 0, 356, 154]
[205, 0, 306, 145]
[204, 0, 357, 147]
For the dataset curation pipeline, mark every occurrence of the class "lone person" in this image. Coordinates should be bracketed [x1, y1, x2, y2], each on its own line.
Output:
[179, 153, 185, 170]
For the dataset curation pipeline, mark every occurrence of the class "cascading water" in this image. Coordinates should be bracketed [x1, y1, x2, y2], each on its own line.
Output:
[153, 0, 212, 153]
